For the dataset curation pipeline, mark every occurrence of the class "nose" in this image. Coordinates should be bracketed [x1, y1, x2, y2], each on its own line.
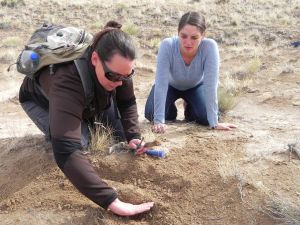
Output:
[186, 37, 193, 46]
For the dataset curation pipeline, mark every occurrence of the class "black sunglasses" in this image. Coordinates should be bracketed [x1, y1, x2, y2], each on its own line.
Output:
[100, 59, 135, 82]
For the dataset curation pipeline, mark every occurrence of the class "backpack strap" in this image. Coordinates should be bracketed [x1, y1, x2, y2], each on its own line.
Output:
[74, 58, 94, 107]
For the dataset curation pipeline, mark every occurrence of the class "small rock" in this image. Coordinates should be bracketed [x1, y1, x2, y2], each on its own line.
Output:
[292, 101, 300, 106]
[59, 182, 65, 189]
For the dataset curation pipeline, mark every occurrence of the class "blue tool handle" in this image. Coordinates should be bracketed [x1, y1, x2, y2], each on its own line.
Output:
[145, 149, 166, 158]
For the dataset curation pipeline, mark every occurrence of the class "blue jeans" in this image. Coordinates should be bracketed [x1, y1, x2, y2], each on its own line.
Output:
[145, 84, 209, 125]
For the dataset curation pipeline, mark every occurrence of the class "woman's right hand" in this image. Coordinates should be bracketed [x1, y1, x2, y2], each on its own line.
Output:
[152, 123, 167, 133]
[108, 198, 154, 216]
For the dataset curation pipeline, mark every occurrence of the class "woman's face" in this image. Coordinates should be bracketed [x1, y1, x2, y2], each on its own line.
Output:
[91, 52, 134, 91]
[179, 24, 204, 56]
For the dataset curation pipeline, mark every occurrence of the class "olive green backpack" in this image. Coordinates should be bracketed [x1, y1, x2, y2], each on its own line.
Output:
[14, 23, 94, 105]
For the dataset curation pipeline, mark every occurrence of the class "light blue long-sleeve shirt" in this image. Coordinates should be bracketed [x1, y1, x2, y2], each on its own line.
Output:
[153, 36, 219, 127]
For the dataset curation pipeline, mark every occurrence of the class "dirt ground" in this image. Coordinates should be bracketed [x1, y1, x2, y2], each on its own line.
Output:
[0, 0, 299, 224]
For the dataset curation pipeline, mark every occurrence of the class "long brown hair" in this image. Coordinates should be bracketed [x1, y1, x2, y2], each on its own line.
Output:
[91, 21, 136, 62]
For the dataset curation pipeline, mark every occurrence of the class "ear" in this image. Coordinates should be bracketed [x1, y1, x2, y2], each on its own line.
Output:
[91, 51, 99, 66]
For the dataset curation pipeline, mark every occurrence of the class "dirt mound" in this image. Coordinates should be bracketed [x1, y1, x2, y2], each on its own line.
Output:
[0, 0, 299, 224]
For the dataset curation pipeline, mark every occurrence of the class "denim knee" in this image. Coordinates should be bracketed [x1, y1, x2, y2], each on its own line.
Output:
[144, 85, 155, 122]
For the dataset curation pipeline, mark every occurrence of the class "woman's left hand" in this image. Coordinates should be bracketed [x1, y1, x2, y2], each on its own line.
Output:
[128, 138, 146, 155]
[214, 123, 237, 130]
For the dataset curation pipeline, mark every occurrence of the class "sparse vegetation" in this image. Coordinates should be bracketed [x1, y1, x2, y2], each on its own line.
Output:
[1, 37, 22, 47]
[218, 72, 241, 112]
[115, 2, 128, 10]
[88, 123, 113, 154]
[122, 23, 140, 36]
[148, 38, 161, 50]
[0, 20, 11, 30]
[247, 57, 262, 74]
[0, 49, 16, 64]
[217, 153, 240, 182]
[261, 192, 300, 225]
[90, 21, 103, 30]
[0, 0, 25, 7]
[218, 86, 238, 113]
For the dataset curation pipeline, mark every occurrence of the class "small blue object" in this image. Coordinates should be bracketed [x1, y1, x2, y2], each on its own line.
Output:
[145, 149, 166, 158]
[30, 52, 39, 61]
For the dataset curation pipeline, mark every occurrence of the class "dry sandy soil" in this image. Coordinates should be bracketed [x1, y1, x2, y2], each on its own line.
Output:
[0, 0, 299, 224]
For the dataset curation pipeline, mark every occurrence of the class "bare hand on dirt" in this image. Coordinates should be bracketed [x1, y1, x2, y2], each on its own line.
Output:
[108, 198, 154, 216]
[152, 123, 167, 133]
[214, 123, 237, 130]
[128, 138, 146, 155]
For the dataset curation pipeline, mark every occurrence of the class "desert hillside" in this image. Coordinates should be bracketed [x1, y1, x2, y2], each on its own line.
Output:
[0, 0, 299, 224]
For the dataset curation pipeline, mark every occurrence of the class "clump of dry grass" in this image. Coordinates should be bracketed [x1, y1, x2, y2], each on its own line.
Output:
[217, 154, 239, 181]
[218, 86, 238, 113]
[1, 37, 22, 48]
[122, 23, 140, 36]
[0, 49, 16, 64]
[89, 21, 102, 30]
[242, 177, 300, 225]
[88, 123, 113, 154]
[260, 193, 300, 225]
[218, 152, 300, 225]
[0, 0, 24, 7]
[148, 38, 161, 50]
[218, 74, 239, 113]
[247, 57, 262, 74]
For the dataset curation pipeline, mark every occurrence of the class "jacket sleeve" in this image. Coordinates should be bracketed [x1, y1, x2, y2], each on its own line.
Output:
[47, 63, 117, 209]
[115, 78, 141, 141]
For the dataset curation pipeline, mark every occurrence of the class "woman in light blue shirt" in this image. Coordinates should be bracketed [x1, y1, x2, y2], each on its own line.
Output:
[145, 11, 236, 133]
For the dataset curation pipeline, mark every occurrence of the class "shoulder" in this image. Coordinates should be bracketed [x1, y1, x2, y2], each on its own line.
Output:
[51, 62, 85, 104]
[159, 36, 177, 50]
[201, 38, 219, 50]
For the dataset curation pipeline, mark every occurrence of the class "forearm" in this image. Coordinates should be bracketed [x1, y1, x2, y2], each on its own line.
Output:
[53, 140, 117, 209]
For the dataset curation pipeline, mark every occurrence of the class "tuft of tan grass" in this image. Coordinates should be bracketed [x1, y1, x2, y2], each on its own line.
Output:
[0, 49, 17, 64]
[122, 23, 140, 36]
[88, 123, 113, 154]
[89, 21, 103, 30]
[218, 153, 300, 225]
[257, 185, 300, 225]
[148, 38, 161, 50]
[1, 37, 22, 48]
[262, 198, 300, 225]
[217, 153, 239, 182]
[218, 86, 238, 113]
[218, 71, 244, 112]
[247, 57, 262, 74]
[0, 0, 25, 8]
[114, 2, 128, 10]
